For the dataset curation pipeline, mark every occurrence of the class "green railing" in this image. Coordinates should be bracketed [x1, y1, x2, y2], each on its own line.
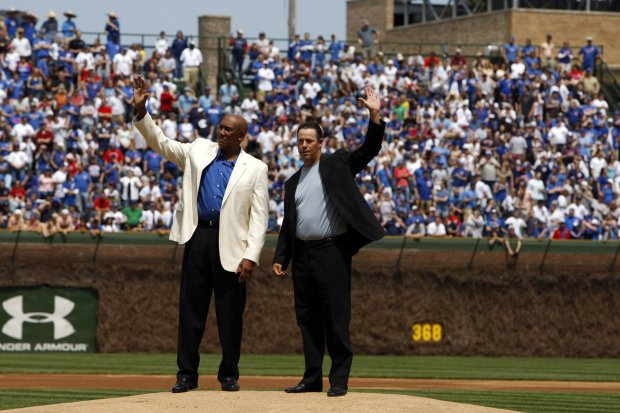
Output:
[598, 60, 620, 111]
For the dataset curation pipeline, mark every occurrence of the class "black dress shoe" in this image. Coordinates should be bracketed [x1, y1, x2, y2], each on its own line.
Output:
[284, 383, 323, 393]
[171, 377, 198, 393]
[327, 386, 347, 397]
[220, 377, 240, 392]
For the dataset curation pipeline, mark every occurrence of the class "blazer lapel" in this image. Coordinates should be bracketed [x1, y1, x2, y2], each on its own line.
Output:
[285, 170, 301, 242]
[222, 150, 248, 205]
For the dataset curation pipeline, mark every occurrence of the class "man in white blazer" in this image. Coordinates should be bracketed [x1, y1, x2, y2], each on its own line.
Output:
[131, 76, 269, 393]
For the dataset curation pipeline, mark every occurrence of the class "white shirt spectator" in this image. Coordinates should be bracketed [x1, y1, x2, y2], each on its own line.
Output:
[427, 221, 447, 237]
[527, 177, 546, 201]
[11, 122, 35, 144]
[465, 214, 485, 238]
[384, 62, 397, 85]
[155, 208, 173, 228]
[548, 122, 569, 145]
[302, 80, 322, 100]
[5, 49, 20, 71]
[155, 37, 169, 56]
[257, 129, 279, 153]
[51, 169, 68, 194]
[474, 180, 493, 206]
[549, 206, 565, 223]
[509, 135, 527, 155]
[125, 48, 140, 64]
[109, 96, 125, 117]
[139, 184, 162, 202]
[590, 155, 608, 179]
[75, 50, 95, 71]
[180, 47, 203, 67]
[113, 52, 133, 76]
[140, 208, 155, 231]
[567, 203, 589, 220]
[162, 118, 178, 140]
[6, 150, 29, 171]
[505, 216, 527, 239]
[10, 37, 31, 57]
[120, 175, 142, 203]
[240, 97, 259, 120]
[103, 210, 126, 227]
[533, 204, 550, 224]
[257, 66, 275, 92]
[178, 122, 195, 141]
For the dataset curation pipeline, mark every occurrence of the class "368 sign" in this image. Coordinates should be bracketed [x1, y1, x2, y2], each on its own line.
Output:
[411, 322, 443, 344]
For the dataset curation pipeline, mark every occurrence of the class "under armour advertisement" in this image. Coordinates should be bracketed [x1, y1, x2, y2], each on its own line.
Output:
[0, 286, 98, 352]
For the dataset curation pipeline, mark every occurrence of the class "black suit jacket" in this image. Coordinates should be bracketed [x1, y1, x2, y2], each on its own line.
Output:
[274, 119, 386, 270]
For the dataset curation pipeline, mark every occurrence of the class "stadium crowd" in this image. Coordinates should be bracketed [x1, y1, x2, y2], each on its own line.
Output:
[1, 8, 619, 244]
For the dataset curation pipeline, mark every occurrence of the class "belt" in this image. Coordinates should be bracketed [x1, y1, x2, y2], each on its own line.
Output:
[198, 219, 219, 229]
[295, 234, 346, 248]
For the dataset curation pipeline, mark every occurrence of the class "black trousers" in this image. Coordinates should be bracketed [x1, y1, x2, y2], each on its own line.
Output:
[177, 225, 246, 382]
[292, 236, 353, 389]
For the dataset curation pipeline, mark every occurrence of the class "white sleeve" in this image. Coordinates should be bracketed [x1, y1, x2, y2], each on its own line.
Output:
[133, 113, 189, 169]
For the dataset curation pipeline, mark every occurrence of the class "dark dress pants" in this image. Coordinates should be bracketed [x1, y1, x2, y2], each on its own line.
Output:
[292, 237, 353, 389]
[176, 225, 246, 383]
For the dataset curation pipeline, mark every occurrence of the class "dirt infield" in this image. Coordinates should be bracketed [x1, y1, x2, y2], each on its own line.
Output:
[4, 390, 518, 413]
[1, 374, 619, 393]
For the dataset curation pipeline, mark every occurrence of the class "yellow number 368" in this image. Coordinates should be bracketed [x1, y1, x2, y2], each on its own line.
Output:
[412, 323, 442, 343]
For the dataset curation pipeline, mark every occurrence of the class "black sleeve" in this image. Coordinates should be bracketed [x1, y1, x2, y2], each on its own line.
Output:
[340, 119, 386, 176]
[273, 213, 292, 270]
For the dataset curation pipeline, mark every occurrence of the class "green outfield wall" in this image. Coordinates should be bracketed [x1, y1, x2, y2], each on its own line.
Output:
[0, 231, 618, 356]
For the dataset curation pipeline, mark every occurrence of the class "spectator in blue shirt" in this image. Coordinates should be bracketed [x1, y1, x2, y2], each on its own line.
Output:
[143, 149, 164, 180]
[579, 37, 600, 72]
[4, 8, 19, 38]
[328, 34, 343, 64]
[105, 11, 120, 43]
[74, 165, 91, 213]
[61, 10, 78, 39]
[288, 33, 301, 61]
[521, 38, 535, 57]
[171, 31, 187, 79]
[503, 37, 519, 65]
[557, 41, 573, 71]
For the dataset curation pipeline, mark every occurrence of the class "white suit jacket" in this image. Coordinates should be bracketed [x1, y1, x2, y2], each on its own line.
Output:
[133, 113, 269, 272]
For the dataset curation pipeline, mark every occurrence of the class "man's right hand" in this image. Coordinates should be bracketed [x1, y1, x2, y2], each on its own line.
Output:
[132, 75, 149, 119]
[272, 263, 286, 278]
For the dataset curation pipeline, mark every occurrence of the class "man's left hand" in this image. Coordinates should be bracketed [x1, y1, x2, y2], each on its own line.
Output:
[236, 259, 256, 283]
[358, 84, 381, 124]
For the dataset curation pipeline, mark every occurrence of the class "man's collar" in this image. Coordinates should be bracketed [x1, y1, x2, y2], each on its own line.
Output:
[217, 149, 239, 164]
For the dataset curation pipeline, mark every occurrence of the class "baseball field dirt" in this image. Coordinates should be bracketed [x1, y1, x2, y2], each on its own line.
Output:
[1, 374, 620, 393]
[3, 390, 518, 413]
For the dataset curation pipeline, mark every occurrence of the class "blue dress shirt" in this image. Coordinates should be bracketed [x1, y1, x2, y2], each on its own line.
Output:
[197, 151, 237, 221]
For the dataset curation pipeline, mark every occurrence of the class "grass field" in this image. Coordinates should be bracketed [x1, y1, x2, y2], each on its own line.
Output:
[1, 354, 619, 412]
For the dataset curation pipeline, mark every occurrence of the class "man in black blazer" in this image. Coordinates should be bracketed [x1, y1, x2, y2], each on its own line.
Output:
[272, 84, 385, 397]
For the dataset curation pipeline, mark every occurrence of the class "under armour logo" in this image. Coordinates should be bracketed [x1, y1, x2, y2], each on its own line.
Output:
[2, 296, 75, 340]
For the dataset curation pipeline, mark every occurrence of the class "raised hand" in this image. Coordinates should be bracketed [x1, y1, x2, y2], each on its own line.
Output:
[132, 75, 150, 118]
[358, 83, 381, 124]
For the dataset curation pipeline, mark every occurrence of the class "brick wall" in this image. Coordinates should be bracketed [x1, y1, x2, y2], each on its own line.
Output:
[510, 9, 620, 67]
[381, 12, 511, 57]
[198, 15, 231, 91]
[346, 0, 392, 44]
[347, 3, 620, 66]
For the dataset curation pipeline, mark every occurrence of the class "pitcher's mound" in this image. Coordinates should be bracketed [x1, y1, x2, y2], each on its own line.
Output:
[6, 390, 518, 412]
